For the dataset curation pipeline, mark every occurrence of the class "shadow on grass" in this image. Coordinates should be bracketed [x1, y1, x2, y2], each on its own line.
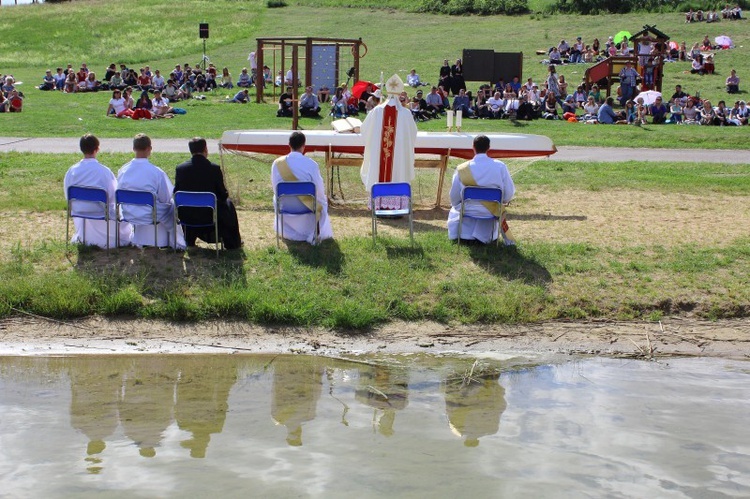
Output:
[286, 238, 343, 275]
[466, 244, 552, 286]
[74, 245, 248, 291]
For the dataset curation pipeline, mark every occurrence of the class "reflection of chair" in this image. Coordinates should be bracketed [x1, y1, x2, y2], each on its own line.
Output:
[275, 181, 318, 248]
[115, 189, 157, 248]
[458, 186, 503, 247]
[66, 185, 110, 251]
[174, 191, 221, 256]
[370, 182, 413, 245]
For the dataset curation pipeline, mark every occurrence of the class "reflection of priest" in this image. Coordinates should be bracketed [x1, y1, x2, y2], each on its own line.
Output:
[360, 74, 417, 209]
[354, 365, 409, 437]
[443, 372, 506, 447]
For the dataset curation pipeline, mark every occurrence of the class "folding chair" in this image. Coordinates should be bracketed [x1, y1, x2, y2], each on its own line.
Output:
[275, 181, 318, 248]
[370, 182, 413, 245]
[115, 189, 157, 248]
[458, 186, 503, 247]
[173, 191, 221, 256]
[66, 185, 110, 251]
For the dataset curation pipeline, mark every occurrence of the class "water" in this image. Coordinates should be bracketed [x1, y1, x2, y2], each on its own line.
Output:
[0, 354, 748, 497]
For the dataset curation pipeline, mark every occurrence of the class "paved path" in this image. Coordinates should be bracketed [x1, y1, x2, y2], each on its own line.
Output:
[0, 137, 748, 164]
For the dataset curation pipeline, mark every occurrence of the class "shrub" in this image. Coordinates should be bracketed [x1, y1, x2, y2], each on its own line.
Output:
[417, 0, 529, 15]
[267, 0, 287, 7]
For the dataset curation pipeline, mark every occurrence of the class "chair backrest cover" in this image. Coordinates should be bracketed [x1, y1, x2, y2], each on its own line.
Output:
[462, 186, 502, 204]
[276, 181, 316, 214]
[174, 191, 218, 227]
[116, 189, 156, 208]
[371, 182, 411, 200]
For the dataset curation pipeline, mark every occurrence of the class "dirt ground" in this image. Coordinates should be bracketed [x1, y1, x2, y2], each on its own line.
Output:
[1, 315, 749, 359]
[3, 187, 750, 252]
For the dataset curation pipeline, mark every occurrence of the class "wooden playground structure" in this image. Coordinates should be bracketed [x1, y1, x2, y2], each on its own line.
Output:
[584, 25, 671, 97]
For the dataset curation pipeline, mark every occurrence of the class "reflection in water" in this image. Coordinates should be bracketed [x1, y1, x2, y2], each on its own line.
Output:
[68, 359, 123, 473]
[271, 356, 323, 446]
[442, 368, 506, 447]
[355, 365, 409, 437]
[0, 355, 748, 497]
[118, 358, 177, 458]
[175, 356, 236, 458]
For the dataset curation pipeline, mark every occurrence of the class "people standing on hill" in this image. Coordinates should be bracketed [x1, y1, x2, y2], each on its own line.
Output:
[618, 61, 639, 107]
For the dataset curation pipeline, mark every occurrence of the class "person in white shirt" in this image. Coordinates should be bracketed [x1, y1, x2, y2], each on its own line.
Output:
[487, 91, 505, 119]
[271, 132, 333, 244]
[447, 135, 515, 244]
[407, 69, 426, 87]
[64, 134, 132, 248]
[151, 90, 174, 117]
[151, 69, 165, 91]
[117, 134, 185, 248]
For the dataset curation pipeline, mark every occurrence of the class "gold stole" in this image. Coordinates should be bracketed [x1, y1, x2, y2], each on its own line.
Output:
[276, 156, 322, 221]
[456, 161, 515, 242]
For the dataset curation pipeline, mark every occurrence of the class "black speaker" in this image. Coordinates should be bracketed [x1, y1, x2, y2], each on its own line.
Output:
[199, 23, 209, 39]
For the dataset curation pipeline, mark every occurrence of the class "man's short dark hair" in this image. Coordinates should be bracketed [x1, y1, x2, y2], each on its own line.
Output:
[606, 97, 614, 105]
[79, 134, 99, 155]
[133, 133, 151, 151]
[289, 131, 306, 151]
[473, 135, 490, 154]
[189, 137, 207, 155]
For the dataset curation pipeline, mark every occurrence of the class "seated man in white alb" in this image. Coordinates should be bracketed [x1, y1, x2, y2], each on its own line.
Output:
[447, 135, 515, 244]
[64, 134, 132, 248]
[271, 131, 333, 244]
[117, 133, 185, 248]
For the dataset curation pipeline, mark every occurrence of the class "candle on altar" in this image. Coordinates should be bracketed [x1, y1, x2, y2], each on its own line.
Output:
[446, 110, 454, 128]
[456, 110, 463, 128]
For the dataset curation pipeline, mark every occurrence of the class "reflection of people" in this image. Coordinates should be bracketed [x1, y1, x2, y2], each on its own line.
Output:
[174, 138, 243, 249]
[118, 358, 177, 458]
[447, 135, 515, 244]
[359, 74, 417, 209]
[355, 365, 409, 437]
[69, 358, 124, 470]
[443, 369, 506, 447]
[117, 134, 185, 248]
[271, 356, 323, 446]
[64, 134, 132, 248]
[271, 132, 333, 244]
[175, 357, 238, 458]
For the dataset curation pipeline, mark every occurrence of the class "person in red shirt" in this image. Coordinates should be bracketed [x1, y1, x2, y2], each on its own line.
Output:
[137, 68, 151, 92]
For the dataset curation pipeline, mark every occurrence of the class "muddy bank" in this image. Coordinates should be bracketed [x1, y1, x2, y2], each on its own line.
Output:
[1, 316, 748, 359]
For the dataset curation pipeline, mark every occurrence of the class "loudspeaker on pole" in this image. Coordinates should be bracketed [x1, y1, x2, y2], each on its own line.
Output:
[199, 23, 209, 39]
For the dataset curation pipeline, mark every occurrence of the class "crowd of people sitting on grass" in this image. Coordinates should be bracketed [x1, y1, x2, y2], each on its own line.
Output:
[685, 5, 743, 22]
[0, 74, 24, 112]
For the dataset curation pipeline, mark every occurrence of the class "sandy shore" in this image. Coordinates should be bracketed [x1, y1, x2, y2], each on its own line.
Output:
[1, 316, 748, 359]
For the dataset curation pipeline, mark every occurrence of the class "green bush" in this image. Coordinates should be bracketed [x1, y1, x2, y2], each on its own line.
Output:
[267, 0, 287, 7]
[417, 0, 529, 15]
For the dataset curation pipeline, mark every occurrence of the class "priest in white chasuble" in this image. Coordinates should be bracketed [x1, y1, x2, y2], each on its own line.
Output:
[360, 74, 417, 209]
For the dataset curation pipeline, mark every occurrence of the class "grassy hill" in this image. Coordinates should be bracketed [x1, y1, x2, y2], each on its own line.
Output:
[1, 0, 748, 148]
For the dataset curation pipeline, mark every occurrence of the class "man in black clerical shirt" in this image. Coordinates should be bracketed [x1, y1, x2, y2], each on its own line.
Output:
[174, 138, 242, 249]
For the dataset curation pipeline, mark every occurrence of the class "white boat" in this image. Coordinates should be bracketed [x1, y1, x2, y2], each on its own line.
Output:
[220, 130, 556, 160]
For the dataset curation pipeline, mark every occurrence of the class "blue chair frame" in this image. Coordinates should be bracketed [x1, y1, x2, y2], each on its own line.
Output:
[66, 185, 110, 251]
[370, 182, 413, 245]
[174, 191, 221, 256]
[115, 189, 158, 248]
[458, 186, 503, 247]
[275, 181, 318, 247]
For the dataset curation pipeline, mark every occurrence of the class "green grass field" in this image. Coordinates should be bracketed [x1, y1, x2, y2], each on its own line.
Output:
[2, 0, 749, 148]
[0, 0, 748, 327]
